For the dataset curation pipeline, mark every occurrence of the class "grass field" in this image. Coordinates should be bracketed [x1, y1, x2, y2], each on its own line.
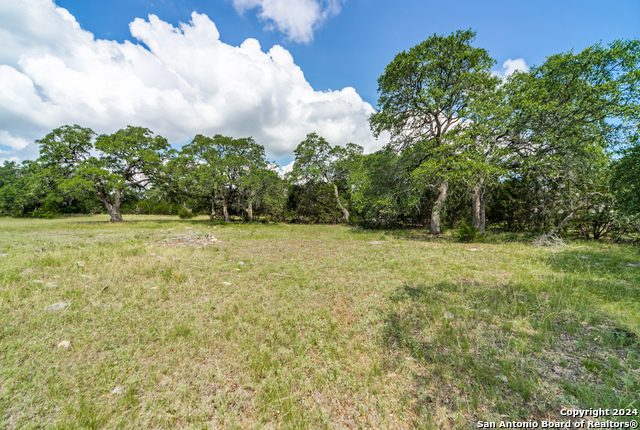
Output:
[1, 215, 639, 429]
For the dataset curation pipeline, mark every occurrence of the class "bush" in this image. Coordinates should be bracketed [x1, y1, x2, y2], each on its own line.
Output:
[455, 221, 481, 242]
[177, 206, 196, 219]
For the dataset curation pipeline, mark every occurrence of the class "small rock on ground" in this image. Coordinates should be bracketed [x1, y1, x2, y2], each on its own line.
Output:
[57, 340, 71, 349]
[47, 302, 71, 311]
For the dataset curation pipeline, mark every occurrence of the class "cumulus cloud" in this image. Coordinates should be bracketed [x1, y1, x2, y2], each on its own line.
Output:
[0, 0, 380, 163]
[232, 0, 341, 43]
[275, 160, 295, 178]
[493, 58, 529, 78]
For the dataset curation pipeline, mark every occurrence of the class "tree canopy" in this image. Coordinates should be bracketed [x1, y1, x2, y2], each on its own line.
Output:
[2, 33, 639, 242]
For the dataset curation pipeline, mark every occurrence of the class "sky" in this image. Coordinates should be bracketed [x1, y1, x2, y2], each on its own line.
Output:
[1, 0, 638, 169]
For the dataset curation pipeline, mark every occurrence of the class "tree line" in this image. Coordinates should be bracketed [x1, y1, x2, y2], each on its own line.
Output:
[1, 30, 639, 240]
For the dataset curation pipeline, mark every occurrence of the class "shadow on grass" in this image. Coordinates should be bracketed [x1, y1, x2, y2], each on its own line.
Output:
[381, 279, 640, 427]
[544, 246, 640, 302]
[64, 216, 284, 228]
[349, 225, 550, 244]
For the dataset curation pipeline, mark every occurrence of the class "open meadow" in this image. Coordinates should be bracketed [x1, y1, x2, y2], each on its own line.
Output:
[1, 216, 639, 429]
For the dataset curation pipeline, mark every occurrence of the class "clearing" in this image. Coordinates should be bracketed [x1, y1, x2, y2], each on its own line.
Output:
[0, 216, 638, 429]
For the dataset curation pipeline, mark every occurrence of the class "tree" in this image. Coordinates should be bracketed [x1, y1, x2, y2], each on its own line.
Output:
[215, 136, 268, 222]
[369, 29, 496, 234]
[35, 125, 99, 217]
[612, 135, 640, 216]
[237, 166, 284, 222]
[36, 125, 170, 222]
[178, 134, 226, 221]
[88, 126, 169, 222]
[289, 132, 362, 223]
[0, 161, 33, 217]
[349, 146, 430, 228]
[455, 78, 512, 233]
[506, 39, 640, 238]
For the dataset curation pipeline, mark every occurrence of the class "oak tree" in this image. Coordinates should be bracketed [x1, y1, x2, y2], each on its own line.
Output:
[369, 29, 496, 234]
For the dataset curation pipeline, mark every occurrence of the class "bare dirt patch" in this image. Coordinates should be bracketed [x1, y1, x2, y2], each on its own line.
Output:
[151, 233, 219, 248]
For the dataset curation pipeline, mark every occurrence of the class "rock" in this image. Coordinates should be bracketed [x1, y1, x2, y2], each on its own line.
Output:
[222, 282, 232, 286]
[47, 301, 70, 311]
[57, 340, 71, 349]
[237, 262, 246, 266]
[496, 374, 508, 383]
[111, 386, 125, 395]
[444, 311, 454, 319]
[158, 375, 172, 387]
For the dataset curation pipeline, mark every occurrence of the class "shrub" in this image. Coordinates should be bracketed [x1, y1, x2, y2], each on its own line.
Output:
[177, 206, 196, 219]
[455, 221, 480, 242]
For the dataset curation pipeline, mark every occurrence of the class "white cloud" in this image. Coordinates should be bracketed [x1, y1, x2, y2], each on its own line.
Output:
[275, 160, 295, 178]
[0, 0, 380, 163]
[232, 0, 341, 43]
[493, 58, 529, 78]
[0, 131, 31, 151]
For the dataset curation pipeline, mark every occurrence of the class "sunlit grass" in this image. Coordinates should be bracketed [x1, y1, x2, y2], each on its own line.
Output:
[0, 215, 638, 429]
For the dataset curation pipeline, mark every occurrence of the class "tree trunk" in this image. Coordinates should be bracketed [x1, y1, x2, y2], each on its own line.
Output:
[472, 184, 482, 232]
[471, 179, 491, 233]
[479, 187, 491, 234]
[472, 181, 491, 233]
[209, 191, 216, 222]
[430, 180, 449, 235]
[332, 183, 349, 223]
[222, 191, 230, 223]
[110, 189, 124, 222]
[246, 199, 253, 222]
[97, 186, 123, 222]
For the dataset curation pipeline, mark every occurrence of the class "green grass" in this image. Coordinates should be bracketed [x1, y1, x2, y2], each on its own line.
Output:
[0, 215, 639, 429]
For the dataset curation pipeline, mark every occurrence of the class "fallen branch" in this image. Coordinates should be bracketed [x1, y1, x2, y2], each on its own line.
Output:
[537, 192, 604, 243]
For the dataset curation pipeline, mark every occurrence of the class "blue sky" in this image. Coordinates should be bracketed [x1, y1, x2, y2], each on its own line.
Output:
[55, 0, 640, 106]
[1, 0, 638, 167]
